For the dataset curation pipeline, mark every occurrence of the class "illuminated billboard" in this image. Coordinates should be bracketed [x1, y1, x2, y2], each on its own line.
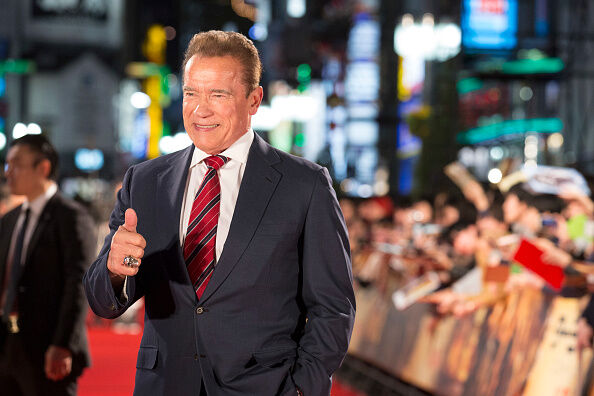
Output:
[462, 0, 518, 51]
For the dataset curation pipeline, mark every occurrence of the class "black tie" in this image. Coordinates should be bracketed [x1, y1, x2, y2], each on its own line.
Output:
[3, 208, 31, 320]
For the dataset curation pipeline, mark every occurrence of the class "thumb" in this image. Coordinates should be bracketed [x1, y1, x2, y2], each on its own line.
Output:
[124, 208, 138, 233]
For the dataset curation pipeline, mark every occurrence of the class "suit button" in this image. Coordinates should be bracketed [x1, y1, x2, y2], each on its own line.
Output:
[194, 354, 198, 360]
[110, 304, 116, 311]
[196, 307, 204, 314]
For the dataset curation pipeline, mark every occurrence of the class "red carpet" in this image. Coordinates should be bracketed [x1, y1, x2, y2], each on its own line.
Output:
[79, 326, 364, 396]
[79, 327, 141, 396]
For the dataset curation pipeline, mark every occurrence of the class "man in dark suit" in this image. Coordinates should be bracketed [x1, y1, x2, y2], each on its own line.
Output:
[84, 31, 355, 395]
[0, 134, 95, 395]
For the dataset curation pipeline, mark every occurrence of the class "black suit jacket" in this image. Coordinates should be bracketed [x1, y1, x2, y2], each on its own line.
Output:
[0, 192, 95, 375]
[84, 134, 356, 395]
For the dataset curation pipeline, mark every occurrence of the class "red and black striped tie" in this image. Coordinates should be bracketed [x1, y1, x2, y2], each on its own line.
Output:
[183, 155, 229, 299]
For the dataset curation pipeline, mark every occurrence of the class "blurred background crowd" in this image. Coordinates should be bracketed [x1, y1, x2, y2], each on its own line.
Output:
[1, 0, 594, 395]
[347, 168, 594, 314]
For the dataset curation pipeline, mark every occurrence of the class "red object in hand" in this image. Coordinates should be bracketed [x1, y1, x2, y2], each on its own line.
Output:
[513, 239, 565, 291]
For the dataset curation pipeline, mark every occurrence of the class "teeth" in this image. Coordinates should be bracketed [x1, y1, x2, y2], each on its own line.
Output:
[196, 124, 218, 129]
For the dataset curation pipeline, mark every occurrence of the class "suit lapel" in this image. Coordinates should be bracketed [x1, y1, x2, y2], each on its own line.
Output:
[24, 195, 57, 265]
[155, 145, 194, 283]
[200, 134, 281, 302]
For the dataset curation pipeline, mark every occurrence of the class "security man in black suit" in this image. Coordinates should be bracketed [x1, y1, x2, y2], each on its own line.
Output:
[0, 134, 95, 395]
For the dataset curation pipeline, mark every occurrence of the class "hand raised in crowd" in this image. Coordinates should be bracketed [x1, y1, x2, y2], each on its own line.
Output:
[559, 186, 594, 215]
[44, 345, 72, 381]
[107, 208, 146, 279]
[462, 180, 489, 212]
[533, 237, 573, 268]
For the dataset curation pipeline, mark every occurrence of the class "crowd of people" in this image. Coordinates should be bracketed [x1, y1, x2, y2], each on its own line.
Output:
[342, 167, 594, 348]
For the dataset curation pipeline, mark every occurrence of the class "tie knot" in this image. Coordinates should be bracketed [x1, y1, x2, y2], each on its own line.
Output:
[204, 155, 229, 170]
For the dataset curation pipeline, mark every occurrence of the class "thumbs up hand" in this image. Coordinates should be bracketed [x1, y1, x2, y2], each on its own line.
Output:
[123, 207, 138, 233]
[107, 208, 147, 279]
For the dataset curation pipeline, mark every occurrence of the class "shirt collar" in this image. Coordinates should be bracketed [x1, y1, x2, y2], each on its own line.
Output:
[23, 182, 58, 216]
[190, 129, 254, 168]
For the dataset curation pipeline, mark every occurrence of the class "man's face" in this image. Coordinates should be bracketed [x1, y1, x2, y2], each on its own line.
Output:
[503, 194, 523, 224]
[182, 55, 263, 154]
[453, 226, 478, 256]
[5, 144, 45, 196]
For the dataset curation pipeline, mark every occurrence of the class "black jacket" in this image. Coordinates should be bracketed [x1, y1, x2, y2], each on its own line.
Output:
[0, 192, 95, 375]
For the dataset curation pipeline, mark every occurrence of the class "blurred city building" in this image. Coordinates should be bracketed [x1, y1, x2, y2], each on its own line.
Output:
[0, 0, 592, 202]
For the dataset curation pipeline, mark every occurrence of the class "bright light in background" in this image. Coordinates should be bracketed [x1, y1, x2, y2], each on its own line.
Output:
[12, 123, 28, 139]
[422, 13, 434, 26]
[159, 132, 192, 154]
[249, 23, 268, 41]
[357, 184, 373, 198]
[524, 134, 539, 162]
[287, 0, 306, 18]
[524, 144, 538, 158]
[270, 95, 320, 122]
[433, 23, 462, 61]
[458, 146, 474, 168]
[488, 168, 503, 184]
[0, 133, 6, 151]
[340, 178, 354, 194]
[394, 16, 461, 61]
[27, 123, 41, 135]
[13, 122, 42, 138]
[251, 95, 322, 131]
[490, 146, 504, 160]
[75, 149, 104, 172]
[345, 62, 380, 102]
[130, 92, 151, 109]
[374, 180, 389, 196]
[251, 105, 280, 131]
[548, 132, 564, 149]
[402, 13, 414, 26]
[519, 86, 533, 101]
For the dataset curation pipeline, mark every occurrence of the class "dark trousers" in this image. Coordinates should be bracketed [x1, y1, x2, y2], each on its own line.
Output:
[0, 334, 77, 396]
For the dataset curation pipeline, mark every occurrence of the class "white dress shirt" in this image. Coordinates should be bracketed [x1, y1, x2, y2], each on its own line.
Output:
[7, 183, 58, 268]
[179, 129, 254, 261]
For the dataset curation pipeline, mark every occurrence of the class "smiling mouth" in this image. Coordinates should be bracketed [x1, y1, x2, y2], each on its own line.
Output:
[194, 123, 220, 129]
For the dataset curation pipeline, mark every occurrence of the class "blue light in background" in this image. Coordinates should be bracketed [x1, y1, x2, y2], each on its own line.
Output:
[461, 0, 518, 51]
[248, 23, 267, 41]
[75, 149, 104, 172]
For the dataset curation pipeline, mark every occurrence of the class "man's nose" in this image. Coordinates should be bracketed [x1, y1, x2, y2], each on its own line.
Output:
[192, 98, 211, 116]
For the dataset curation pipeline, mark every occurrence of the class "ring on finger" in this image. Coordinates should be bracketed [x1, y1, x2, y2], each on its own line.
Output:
[123, 255, 139, 268]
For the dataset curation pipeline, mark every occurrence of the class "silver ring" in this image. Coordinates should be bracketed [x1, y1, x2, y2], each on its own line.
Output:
[123, 255, 139, 268]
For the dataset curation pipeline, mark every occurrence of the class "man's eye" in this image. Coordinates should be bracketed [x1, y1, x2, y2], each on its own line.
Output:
[184, 91, 194, 97]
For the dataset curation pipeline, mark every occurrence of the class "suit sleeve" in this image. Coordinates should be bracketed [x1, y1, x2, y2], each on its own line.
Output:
[52, 202, 96, 350]
[292, 168, 356, 395]
[83, 167, 144, 319]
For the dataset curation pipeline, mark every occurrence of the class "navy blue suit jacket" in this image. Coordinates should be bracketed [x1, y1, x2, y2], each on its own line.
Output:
[84, 134, 355, 395]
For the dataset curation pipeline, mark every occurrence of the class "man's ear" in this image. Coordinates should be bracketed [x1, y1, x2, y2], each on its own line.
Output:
[248, 86, 263, 115]
[36, 158, 52, 179]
